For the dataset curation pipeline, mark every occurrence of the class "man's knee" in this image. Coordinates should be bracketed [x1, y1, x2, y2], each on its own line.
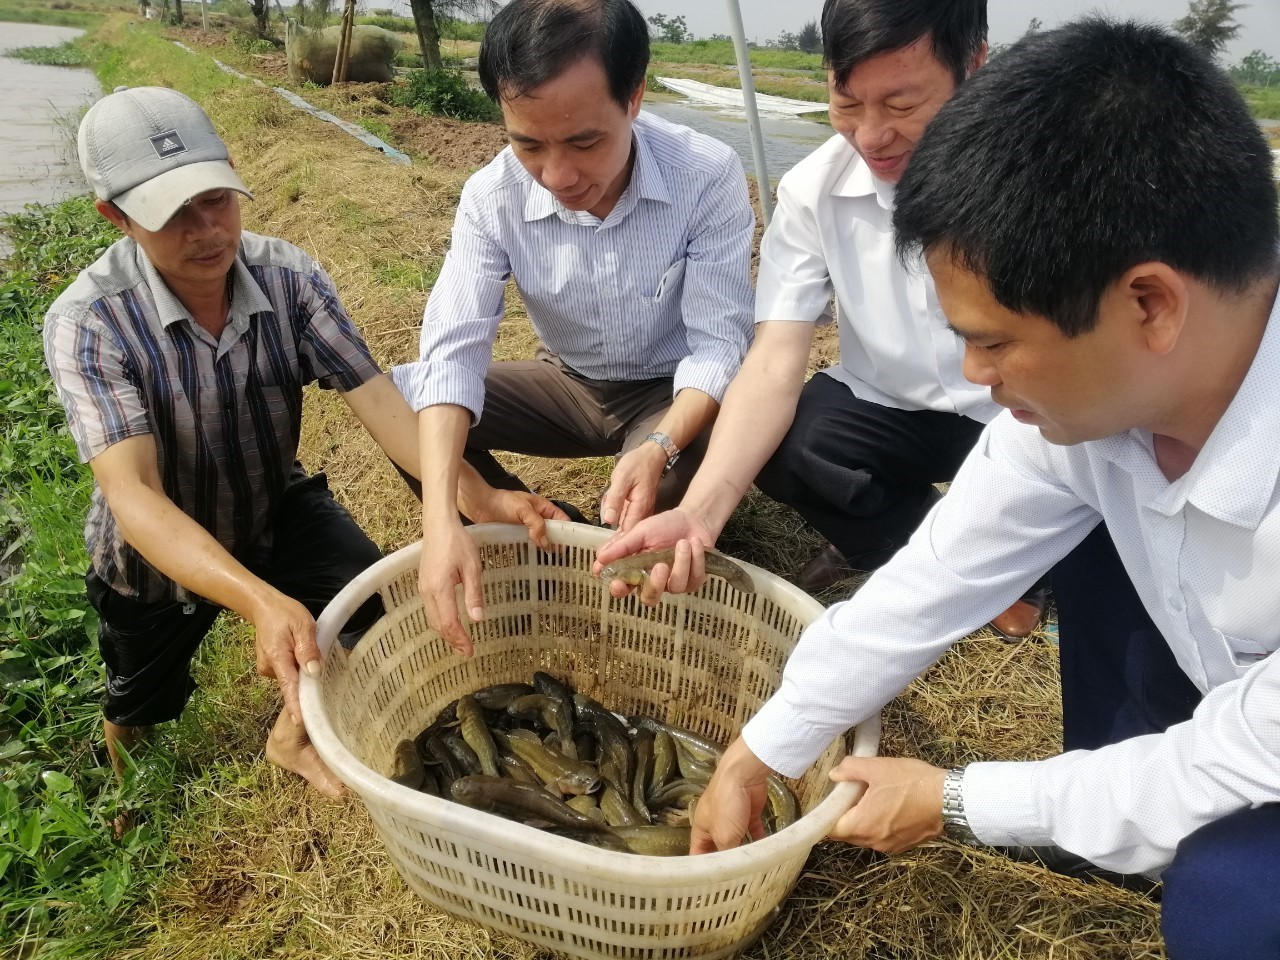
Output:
[1161, 805, 1280, 960]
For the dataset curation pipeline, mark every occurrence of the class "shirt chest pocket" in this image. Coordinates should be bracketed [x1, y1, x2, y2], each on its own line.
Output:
[1212, 628, 1277, 674]
[642, 257, 688, 304]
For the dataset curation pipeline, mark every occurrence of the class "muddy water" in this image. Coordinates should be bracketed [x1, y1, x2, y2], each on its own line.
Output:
[0, 23, 101, 247]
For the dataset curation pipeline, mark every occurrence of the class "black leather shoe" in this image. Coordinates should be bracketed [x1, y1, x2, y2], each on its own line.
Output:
[798, 543, 859, 592]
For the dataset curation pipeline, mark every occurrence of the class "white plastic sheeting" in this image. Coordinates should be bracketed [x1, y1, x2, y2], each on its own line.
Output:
[655, 76, 822, 120]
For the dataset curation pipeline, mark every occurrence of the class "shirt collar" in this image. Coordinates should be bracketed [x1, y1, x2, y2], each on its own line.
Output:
[522, 117, 671, 225]
[1135, 289, 1280, 528]
[134, 241, 274, 334]
[831, 146, 894, 212]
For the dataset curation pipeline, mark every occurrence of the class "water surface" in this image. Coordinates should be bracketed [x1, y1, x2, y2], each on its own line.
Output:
[0, 23, 101, 240]
[644, 97, 831, 182]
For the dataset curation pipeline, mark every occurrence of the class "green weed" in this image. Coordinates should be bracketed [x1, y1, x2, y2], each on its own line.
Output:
[0, 198, 180, 957]
[7, 40, 91, 66]
[651, 39, 823, 71]
[387, 68, 499, 123]
[1240, 83, 1280, 120]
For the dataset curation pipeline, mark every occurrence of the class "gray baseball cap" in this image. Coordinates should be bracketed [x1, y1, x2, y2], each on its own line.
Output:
[77, 86, 252, 232]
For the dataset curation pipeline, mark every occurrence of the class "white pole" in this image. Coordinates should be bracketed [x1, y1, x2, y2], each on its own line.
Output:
[724, 0, 773, 224]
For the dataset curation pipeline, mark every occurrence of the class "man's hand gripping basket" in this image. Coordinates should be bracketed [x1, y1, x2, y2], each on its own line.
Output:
[300, 522, 879, 960]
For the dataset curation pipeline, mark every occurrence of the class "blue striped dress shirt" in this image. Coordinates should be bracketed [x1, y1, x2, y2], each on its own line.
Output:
[391, 111, 755, 421]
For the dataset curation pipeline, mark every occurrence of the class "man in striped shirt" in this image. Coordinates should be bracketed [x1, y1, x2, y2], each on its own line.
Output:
[44, 86, 560, 801]
[392, 0, 755, 655]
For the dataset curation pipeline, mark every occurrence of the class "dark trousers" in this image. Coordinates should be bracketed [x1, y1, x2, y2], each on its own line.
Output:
[1052, 525, 1279, 960]
[89, 473, 383, 727]
[462, 350, 710, 515]
[753, 372, 985, 569]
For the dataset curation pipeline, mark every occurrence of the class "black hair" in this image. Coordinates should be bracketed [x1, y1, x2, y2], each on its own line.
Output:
[893, 17, 1280, 338]
[478, 0, 649, 109]
[821, 0, 987, 89]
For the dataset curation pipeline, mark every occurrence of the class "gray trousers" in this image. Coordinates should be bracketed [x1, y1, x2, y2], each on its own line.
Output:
[464, 348, 709, 514]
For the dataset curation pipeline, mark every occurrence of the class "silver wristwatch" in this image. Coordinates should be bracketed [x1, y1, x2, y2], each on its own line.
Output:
[645, 431, 681, 476]
[941, 766, 979, 845]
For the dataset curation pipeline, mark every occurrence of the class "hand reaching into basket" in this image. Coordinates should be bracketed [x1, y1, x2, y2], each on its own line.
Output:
[421, 492, 567, 657]
[599, 442, 668, 531]
[689, 738, 772, 853]
[421, 520, 485, 657]
[592, 509, 718, 605]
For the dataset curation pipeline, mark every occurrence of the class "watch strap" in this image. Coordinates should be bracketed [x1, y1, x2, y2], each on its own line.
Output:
[645, 431, 681, 476]
[941, 766, 979, 845]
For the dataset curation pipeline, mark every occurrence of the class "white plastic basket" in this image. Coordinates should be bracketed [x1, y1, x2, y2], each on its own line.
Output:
[300, 522, 879, 960]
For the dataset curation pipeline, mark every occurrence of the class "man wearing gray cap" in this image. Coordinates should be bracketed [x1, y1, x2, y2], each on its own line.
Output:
[43, 86, 560, 802]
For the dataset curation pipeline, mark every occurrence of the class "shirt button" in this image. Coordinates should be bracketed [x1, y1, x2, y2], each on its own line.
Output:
[1166, 591, 1184, 613]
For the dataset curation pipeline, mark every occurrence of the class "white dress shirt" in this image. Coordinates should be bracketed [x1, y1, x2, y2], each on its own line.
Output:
[755, 133, 999, 422]
[391, 111, 755, 422]
[742, 289, 1280, 878]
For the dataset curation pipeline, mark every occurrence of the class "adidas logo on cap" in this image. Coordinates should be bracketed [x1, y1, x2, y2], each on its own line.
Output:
[149, 131, 188, 159]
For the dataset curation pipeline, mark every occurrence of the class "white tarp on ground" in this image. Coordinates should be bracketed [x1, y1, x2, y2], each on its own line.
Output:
[655, 76, 822, 119]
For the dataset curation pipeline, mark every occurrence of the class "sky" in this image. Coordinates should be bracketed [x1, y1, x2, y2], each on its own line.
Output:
[628, 0, 1280, 64]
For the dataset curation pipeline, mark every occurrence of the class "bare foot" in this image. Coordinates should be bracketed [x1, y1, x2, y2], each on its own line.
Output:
[265, 710, 347, 799]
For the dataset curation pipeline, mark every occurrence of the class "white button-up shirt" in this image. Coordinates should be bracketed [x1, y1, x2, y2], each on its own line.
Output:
[755, 133, 1000, 422]
[743, 290, 1280, 877]
[391, 111, 755, 422]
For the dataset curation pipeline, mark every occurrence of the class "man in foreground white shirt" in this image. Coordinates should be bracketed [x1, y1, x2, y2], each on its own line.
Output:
[691, 19, 1280, 960]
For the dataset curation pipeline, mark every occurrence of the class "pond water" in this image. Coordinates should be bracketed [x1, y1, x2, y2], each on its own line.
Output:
[644, 96, 831, 182]
[0, 22, 101, 250]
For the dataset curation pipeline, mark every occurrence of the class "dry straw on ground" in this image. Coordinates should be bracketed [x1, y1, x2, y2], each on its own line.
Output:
[131, 41, 1165, 959]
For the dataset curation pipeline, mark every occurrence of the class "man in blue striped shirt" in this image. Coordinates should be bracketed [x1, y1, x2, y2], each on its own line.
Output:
[393, 0, 755, 654]
[44, 86, 560, 804]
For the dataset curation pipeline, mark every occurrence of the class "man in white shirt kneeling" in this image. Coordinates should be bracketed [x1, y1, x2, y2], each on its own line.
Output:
[595, 0, 1045, 638]
[691, 18, 1280, 960]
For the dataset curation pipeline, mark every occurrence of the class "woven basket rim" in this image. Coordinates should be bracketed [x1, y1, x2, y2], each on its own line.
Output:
[299, 522, 878, 881]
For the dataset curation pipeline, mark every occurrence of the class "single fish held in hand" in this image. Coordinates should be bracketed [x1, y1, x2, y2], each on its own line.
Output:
[600, 548, 754, 594]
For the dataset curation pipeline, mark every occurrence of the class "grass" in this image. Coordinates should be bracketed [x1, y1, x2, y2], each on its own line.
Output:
[7, 39, 91, 66]
[651, 39, 824, 72]
[0, 0, 133, 27]
[651, 65, 828, 104]
[0, 198, 193, 958]
[0, 10, 1168, 960]
[1241, 83, 1280, 120]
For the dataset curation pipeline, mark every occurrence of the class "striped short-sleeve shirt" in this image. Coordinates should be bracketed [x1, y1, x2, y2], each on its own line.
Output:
[43, 231, 381, 603]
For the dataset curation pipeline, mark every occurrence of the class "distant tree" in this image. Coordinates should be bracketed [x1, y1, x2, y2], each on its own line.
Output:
[1173, 0, 1247, 57]
[408, 0, 497, 69]
[770, 29, 798, 51]
[648, 13, 690, 44]
[707, 32, 731, 42]
[1231, 48, 1280, 86]
[988, 16, 1047, 60]
[796, 19, 820, 54]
